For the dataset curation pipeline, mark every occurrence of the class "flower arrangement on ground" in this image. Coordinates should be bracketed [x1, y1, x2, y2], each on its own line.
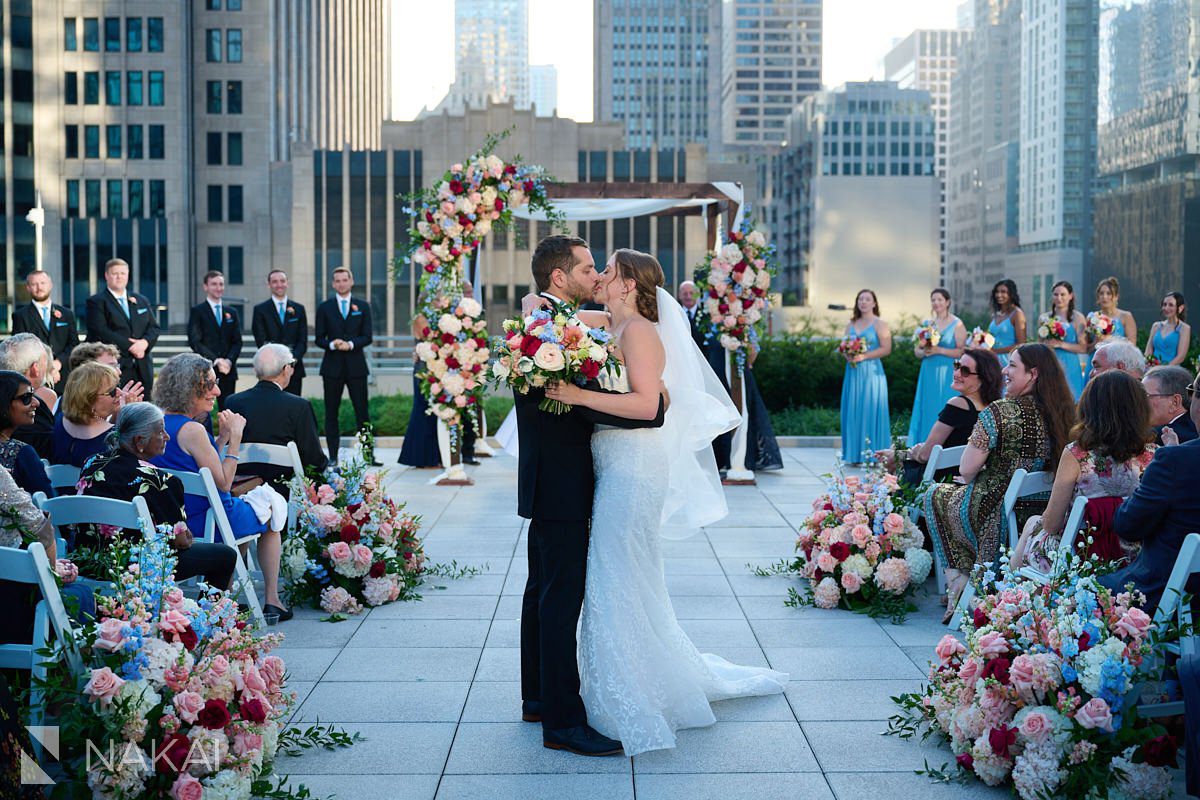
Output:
[887, 552, 1179, 799]
[757, 466, 933, 622]
[488, 306, 620, 414]
[914, 321, 942, 350]
[284, 456, 425, 616]
[966, 327, 995, 349]
[1086, 311, 1116, 340]
[692, 220, 775, 373]
[413, 294, 491, 427]
[1037, 313, 1068, 342]
[837, 335, 869, 367]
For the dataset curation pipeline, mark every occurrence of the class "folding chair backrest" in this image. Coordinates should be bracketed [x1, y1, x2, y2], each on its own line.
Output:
[239, 442, 304, 481]
[37, 494, 155, 539]
[921, 444, 967, 483]
[1003, 469, 1054, 549]
[44, 463, 81, 493]
[159, 467, 227, 545]
[1152, 532, 1200, 629]
[0, 543, 82, 674]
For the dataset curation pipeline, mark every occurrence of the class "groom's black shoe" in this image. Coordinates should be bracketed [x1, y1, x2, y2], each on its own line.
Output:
[543, 725, 623, 756]
[521, 700, 543, 723]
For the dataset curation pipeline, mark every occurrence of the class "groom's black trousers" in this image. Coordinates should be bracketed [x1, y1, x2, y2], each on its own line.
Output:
[521, 517, 589, 731]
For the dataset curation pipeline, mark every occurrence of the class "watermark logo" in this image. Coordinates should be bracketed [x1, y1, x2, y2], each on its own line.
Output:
[20, 726, 57, 785]
[20, 727, 221, 785]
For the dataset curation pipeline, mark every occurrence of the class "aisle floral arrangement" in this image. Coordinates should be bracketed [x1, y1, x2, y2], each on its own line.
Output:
[966, 327, 995, 349]
[913, 321, 942, 350]
[43, 526, 356, 799]
[413, 294, 491, 426]
[1086, 311, 1116, 340]
[1037, 313, 1068, 342]
[887, 553, 1180, 799]
[756, 466, 933, 622]
[284, 456, 425, 617]
[692, 220, 775, 373]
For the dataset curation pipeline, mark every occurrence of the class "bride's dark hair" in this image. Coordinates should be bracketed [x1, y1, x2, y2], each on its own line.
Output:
[612, 249, 665, 322]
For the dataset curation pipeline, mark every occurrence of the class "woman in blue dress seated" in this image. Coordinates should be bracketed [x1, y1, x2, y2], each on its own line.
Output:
[1039, 280, 1088, 400]
[1144, 292, 1190, 367]
[150, 353, 290, 621]
[987, 279, 1026, 367]
[0, 371, 54, 497]
[908, 288, 967, 444]
[839, 289, 892, 465]
[52, 361, 122, 468]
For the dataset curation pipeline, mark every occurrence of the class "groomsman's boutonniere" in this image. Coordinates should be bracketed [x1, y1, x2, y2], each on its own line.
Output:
[128, 296, 137, 304]
[350, 304, 359, 312]
[287, 306, 295, 315]
[224, 313, 233, 322]
[53, 309, 62, 319]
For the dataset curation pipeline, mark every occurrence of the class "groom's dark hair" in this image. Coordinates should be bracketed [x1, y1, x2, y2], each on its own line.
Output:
[532, 235, 589, 292]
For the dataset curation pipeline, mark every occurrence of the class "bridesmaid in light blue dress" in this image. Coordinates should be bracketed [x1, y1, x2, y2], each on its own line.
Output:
[840, 289, 892, 463]
[1085, 276, 1138, 381]
[987, 279, 1026, 368]
[1041, 281, 1087, 400]
[1144, 292, 1191, 367]
[908, 288, 967, 443]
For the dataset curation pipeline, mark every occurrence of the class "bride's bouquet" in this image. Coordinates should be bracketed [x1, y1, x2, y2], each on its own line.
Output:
[837, 334, 868, 366]
[966, 327, 995, 349]
[913, 320, 941, 350]
[489, 307, 620, 414]
[1037, 313, 1068, 342]
[1086, 311, 1116, 340]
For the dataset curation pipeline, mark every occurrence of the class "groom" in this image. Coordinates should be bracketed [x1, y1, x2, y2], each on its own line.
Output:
[517, 235, 666, 756]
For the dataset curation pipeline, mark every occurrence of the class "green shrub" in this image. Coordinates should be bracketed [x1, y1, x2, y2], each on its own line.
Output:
[768, 406, 912, 437]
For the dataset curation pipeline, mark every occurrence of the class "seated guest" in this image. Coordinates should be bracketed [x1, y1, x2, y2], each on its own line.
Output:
[77, 403, 236, 589]
[0, 333, 56, 459]
[1100, 369, 1200, 614]
[1011, 371, 1157, 571]
[1091, 339, 1146, 380]
[880, 348, 1003, 484]
[42, 342, 62, 404]
[0, 371, 54, 497]
[52, 362, 121, 467]
[68, 342, 144, 405]
[1144, 365, 1197, 446]
[226, 343, 328, 490]
[923, 343, 1076, 621]
[150, 353, 291, 620]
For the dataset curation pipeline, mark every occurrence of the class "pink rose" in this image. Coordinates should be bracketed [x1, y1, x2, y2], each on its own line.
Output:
[1018, 711, 1052, 743]
[241, 663, 267, 694]
[173, 691, 205, 724]
[171, 773, 204, 800]
[327, 541, 352, 562]
[840, 571, 863, 593]
[54, 559, 79, 584]
[975, 631, 1009, 658]
[844, 476, 861, 488]
[316, 484, 336, 504]
[1009, 654, 1036, 693]
[158, 608, 191, 635]
[208, 654, 229, 678]
[233, 730, 263, 757]
[84, 667, 125, 705]
[935, 635, 966, 663]
[163, 665, 191, 692]
[93, 617, 127, 652]
[1075, 697, 1113, 731]
[816, 552, 837, 573]
[261, 656, 285, 689]
[163, 587, 186, 610]
[1116, 607, 1152, 639]
[958, 656, 982, 684]
[853, 492, 870, 503]
[353, 544, 373, 568]
[851, 525, 872, 548]
[883, 513, 905, 534]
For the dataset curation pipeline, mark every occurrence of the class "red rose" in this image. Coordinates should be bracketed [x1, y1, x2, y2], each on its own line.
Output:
[988, 725, 1017, 758]
[340, 524, 360, 544]
[523, 180, 535, 193]
[733, 261, 746, 274]
[441, 333, 456, 344]
[450, 247, 461, 257]
[730, 231, 743, 242]
[812, 568, 824, 582]
[421, 326, 433, 338]
[445, 357, 461, 369]
[709, 288, 719, 298]
[504, 164, 517, 175]
[742, 298, 755, 309]
[471, 363, 482, 374]
[458, 213, 471, 227]
[467, 395, 477, 404]
[580, 359, 601, 380]
[1142, 734, 1179, 768]
[425, 211, 434, 223]
[240, 697, 268, 724]
[423, 240, 432, 250]
[520, 336, 542, 357]
[155, 732, 193, 774]
[829, 542, 850, 561]
[177, 624, 199, 652]
[718, 303, 730, 314]
[369, 561, 387, 579]
[198, 698, 232, 730]
[425, 264, 437, 273]
[731, 328, 744, 338]
[1077, 631, 1092, 652]
[753, 287, 765, 297]
[973, 607, 988, 630]
[822, 502, 834, 511]
[474, 337, 488, 348]
[981, 656, 1010, 685]
[449, 179, 464, 194]
[494, 198, 505, 211]
[956, 752, 974, 771]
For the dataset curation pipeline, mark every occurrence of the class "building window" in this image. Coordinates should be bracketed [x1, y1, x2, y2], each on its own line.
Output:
[206, 81, 222, 113]
[206, 0, 222, 8]
[206, 30, 222, 62]
[84, 72, 100, 104]
[227, 132, 243, 165]
[64, 126, 79, 158]
[227, 81, 242, 113]
[107, 180, 123, 217]
[228, 186, 243, 222]
[228, 0, 242, 9]
[83, 18, 99, 51]
[127, 18, 142, 51]
[227, 247, 244, 283]
[208, 185, 223, 221]
[64, 18, 78, 51]
[148, 125, 164, 159]
[128, 180, 144, 217]
[207, 246, 223, 272]
[84, 125, 100, 158]
[148, 72, 164, 105]
[105, 71, 121, 105]
[149, 180, 165, 216]
[227, 30, 242, 62]
[85, 180, 102, 217]
[207, 132, 222, 165]
[66, 180, 80, 218]
[104, 17, 121, 51]
[64, 72, 79, 104]
[128, 125, 144, 159]
[147, 18, 163, 52]
[106, 125, 122, 158]
[127, 71, 143, 105]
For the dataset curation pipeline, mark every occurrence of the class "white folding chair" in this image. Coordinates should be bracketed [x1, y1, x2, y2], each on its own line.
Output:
[1017, 494, 1088, 583]
[160, 467, 266, 627]
[1134, 532, 1200, 718]
[42, 463, 81, 494]
[238, 442, 305, 529]
[909, 445, 969, 594]
[0, 543, 83, 751]
[38, 494, 155, 544]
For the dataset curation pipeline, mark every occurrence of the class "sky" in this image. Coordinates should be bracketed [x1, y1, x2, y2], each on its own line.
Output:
[391, 0, 962, 122]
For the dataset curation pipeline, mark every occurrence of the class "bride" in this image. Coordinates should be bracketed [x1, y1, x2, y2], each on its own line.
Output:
[544, 248, 788, 756]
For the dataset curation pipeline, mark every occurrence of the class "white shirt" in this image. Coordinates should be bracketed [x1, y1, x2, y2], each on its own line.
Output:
[107, 288, 128, 302]
[207, 298, 225, 321]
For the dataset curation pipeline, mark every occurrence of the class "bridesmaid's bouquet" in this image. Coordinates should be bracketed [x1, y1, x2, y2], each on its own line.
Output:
[966, 327, 995, 349]
[837, 334, 868, 367]
[913, 320, 941, 350]
[1036, 313, 1068, 342]
[489, 307, 620, 414]
[1086, 311, 1116, 339]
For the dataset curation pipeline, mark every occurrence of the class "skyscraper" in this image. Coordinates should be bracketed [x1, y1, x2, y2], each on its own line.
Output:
[719, 0, 823, 148]
[593, 0, 711, 147]
[530, 64, 558, 117]
[443, 0, 530, 112]
[1, 0, 37, 306]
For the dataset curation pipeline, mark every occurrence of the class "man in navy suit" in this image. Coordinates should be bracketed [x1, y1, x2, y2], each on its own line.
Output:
[11, 270, 79, 392]
[251, 269, 307, 396]
[85, 258, 160, 392]
[1144, 366, 1198, 446]
[187, 270, 244, 409]
[314, 267, 373, 464]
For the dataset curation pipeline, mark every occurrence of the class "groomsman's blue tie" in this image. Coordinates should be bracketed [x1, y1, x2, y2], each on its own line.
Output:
[340, 298, 349, 319]
[278, 301, 286, 324]
[119, 296, 129, 318]
[41, 305, 50, 330]
[214, 303, 222, 325]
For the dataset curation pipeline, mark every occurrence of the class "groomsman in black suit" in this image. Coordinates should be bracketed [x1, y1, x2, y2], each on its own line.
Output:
[85, 258, 160, 392]
[187, 270, 243, 409]
[678, 280, 707, 349]
[314, 267, 373, 464]
[11, 270, 79, 392]
[252, 269, 308, 395]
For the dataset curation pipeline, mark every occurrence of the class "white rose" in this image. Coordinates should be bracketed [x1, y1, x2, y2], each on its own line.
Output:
[747, 230, 766, 247]
[429, 359, 448, 378]
[518, 356, 536, 374]
[481, 186, 498, 206]
[533, 342, 566, 371]
[458, 297, 482, 317]
[720, 243, 743, 264]
[417, 221, 432, 238]
[485, 154, 504, 173]
[437, 314, 463, 334]
[442, 373, 466, 395]
[432, 243, 451, 260]
[414, 342, 436, 361]
[491, 360, 511, 380]
[755, 269, 771, 289]
[740, 267, 757, 288]
[588, 345, 608, 364]
[475, 218, 492, 237]
[508, 188, 526, 207]
[719, 334, 741, 351]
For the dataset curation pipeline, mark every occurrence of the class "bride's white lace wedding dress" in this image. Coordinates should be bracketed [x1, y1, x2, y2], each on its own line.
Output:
[577, 297, 788, 756]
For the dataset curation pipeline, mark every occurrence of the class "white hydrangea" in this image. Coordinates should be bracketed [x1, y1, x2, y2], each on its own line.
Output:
[87, 744, 152, 797]
[437, 314, 463, 335]
[362, 575, 395, 607]
[1011, 738, 1067, 800]
[458, 297, 483, 318]
[1109, 747, 1174, 800]
[1077, 637, 1128, 696]
[202, 770, 254, 800]
[904, 548, 933, 585]
[893, 518, 925, 551]
[281, 537, 309, 581]
[747, 230, 767, 247]
[841, 553, 874, 579]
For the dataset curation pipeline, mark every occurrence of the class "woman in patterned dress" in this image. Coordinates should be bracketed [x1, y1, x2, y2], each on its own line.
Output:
[923, 343, 1077, 620]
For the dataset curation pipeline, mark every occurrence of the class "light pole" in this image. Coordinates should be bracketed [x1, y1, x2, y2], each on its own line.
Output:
[24, 192, 45, 272]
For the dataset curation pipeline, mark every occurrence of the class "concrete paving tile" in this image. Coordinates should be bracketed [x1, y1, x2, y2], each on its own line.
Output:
[418, 573, 508, 596]
[485, 618, 520, 647]
[275, 616, 364, 648]
[367, 594, 499, 619]
[669, 595, 747, 620]
[286, 774, 439, 800]
[662, 557, 726, 576]
[736, 595, 824, 620]
[436, 774, 634, 800]
[677, 618, 760, 649]
[296, 681, 470, 722]
[633, 721, 819, 773]
[324, 647, 481, 682]
[748, 618, 895, 648]
[273, 647, 339, 682]
[444, 723, 632, 774]
[784, 680, 919, 721]
[763, 647, 924, 681]
[635, 773, 834, 800]
[274, 722, 456, 775]
[461, 681, 524, 722]
[473, 647, 521, 681]
[664, 573, 734, 596]
[347, 618, 491, 648]
[802, 720, 956, 772]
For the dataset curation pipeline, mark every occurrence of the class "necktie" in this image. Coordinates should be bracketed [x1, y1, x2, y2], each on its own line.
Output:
[119, 296, 129, 318]
[278, 302, 286, 324]
[41, 305, 50, 329]
[340, 299, 348, 319]
[214, 303, 222, 325]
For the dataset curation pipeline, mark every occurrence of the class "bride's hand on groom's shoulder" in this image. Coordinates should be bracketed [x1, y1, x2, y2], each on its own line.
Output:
[546, 381, 586, 405]
[521, 293, 551, 316]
